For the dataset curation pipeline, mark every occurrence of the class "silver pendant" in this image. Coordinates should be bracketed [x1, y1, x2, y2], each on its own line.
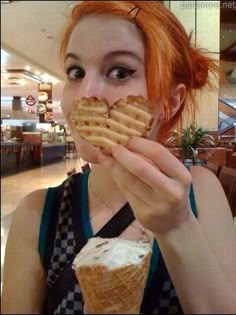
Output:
[138, 228, 150, 243]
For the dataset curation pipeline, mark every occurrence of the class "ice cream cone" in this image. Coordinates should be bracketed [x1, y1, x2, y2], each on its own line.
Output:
[73, 237, 152, 314]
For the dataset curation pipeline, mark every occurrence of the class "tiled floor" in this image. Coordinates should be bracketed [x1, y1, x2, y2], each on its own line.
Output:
[1, 158, 82, 293]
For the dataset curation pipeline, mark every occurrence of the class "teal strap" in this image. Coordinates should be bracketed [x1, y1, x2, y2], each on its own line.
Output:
[144, 239, 159, 294]
[189, 184, 197, 217]
[38, 187, 55, 263]
[185, 164, 197, 217]
[80, 170, 93, 240]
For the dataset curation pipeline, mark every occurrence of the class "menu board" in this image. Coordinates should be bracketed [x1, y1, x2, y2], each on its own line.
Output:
[38, 82, 53, 123]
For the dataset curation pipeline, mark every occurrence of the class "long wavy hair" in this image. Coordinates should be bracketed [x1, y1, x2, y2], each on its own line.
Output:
[59, 1, 219, 141]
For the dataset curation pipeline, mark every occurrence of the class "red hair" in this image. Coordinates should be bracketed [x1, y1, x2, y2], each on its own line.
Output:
[59, 1, 219, 142]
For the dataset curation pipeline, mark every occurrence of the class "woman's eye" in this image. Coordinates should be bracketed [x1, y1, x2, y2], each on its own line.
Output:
[107, 66, 136, 81]
[66, 66, 85, 80]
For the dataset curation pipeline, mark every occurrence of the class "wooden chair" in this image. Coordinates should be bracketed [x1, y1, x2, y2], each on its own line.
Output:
[218, 166, 236, 216]
[208, 147, 227, 167]
[205, 162, 221, 177]
[227, 150, 236, 169]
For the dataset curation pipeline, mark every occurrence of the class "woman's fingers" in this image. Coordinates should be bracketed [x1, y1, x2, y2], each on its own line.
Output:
[100, 153, 186, 210]
[99, 149, 192, 234]
[103, 156, 160, 209]
[103, 158, 155, 222]
[103, 146, 174, 193]
[126, 137, 192, 185]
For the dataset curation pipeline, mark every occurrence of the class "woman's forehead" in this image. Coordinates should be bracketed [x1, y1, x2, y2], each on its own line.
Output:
[66, 15, 145, 60]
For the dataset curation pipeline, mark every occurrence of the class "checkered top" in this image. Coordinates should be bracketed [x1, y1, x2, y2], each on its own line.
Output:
[42, 173, 183, 314]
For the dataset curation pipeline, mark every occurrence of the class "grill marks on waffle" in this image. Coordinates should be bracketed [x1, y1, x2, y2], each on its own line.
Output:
[70, 96, 153, 151]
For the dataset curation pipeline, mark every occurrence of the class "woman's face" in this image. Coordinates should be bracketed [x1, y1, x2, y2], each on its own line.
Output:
[61, 15, 149, 163]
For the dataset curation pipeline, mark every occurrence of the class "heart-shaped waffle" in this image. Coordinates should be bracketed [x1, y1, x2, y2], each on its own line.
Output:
[69, 95, 154, 153]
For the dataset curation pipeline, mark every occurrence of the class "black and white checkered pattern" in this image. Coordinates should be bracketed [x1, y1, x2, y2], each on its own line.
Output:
[47, 176, 77, 288]
[151, 280, 183, 315]
[54, 283, 84, 315]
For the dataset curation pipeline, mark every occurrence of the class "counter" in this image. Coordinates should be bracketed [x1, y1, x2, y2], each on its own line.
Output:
[1, 142, 66, 176]
[41, 143, 66, 166]
[1, 142, 41, 176]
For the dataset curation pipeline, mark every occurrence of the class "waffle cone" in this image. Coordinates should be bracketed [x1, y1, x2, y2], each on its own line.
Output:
[75, 252, 151, 314]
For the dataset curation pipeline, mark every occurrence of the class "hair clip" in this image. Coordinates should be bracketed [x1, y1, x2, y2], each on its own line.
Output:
[128, 6, 141, 19]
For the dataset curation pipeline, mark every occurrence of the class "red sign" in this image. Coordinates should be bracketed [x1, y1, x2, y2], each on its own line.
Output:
[25, 95, 36, 106]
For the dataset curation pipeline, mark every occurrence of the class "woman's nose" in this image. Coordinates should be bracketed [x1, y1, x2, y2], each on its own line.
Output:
[76, 72, 106, 100]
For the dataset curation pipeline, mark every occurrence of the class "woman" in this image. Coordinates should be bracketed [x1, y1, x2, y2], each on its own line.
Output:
[2, 1, 236, 314]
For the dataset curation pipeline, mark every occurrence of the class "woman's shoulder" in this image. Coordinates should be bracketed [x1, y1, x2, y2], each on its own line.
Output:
[189, 164, 223, 191]
[10, 189, 48, 241]
[189, 164, 228, 204]
[14, 172, 82, 219]
[2, 189, 49, 314]
[189, 165, 235, 228]
[190, 164, 217, 177]
[16, 188, 48, 216]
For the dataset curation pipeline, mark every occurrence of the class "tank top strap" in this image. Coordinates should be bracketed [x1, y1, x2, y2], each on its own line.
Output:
[189, 183, 197, 217]
[80, 170, 93, 239]
[71, 170, 91, 254]
[38, 180, 66, 271]
[38, 187, 57, 265]
[38, 173, 83, 272]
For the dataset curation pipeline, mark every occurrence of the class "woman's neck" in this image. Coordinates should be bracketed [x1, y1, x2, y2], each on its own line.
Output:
[87, 163, 153, 244]
[88, 163, 127, 212]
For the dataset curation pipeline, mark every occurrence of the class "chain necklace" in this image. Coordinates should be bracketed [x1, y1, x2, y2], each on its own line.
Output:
[88, 176, 150, 243]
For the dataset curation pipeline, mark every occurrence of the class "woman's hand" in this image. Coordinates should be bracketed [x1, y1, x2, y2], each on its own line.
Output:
[99, 137, 193, 235]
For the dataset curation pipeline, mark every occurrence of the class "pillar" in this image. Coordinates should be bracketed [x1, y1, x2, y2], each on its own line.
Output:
[164, 1, 220, 131]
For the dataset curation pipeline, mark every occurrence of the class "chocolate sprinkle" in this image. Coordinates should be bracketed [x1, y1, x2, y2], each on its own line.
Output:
[96, 241, 109, 248]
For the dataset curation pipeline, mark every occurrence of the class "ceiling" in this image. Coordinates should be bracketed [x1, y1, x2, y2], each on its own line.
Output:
[1, 1, 79, 103]
[1, 0, 236, 120]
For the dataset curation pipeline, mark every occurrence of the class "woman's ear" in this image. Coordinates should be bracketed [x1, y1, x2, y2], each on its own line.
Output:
[169, 83, 186, 118]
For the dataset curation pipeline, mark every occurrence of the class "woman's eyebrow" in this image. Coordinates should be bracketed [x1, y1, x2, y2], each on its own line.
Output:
[105, 50, 144, 64]
[64, 50, 144, 64]
[64, 53, 80, 64]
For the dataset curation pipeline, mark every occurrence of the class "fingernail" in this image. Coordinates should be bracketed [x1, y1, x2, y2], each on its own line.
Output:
[126, 137, 133, 148]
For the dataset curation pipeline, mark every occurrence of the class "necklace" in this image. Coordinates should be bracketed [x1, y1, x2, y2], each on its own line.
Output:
[88, 176, 150, 243]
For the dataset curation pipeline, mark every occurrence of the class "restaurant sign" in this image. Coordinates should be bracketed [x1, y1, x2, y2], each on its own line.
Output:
[25, 94, 36, 106]
[38, 82, 53, 123]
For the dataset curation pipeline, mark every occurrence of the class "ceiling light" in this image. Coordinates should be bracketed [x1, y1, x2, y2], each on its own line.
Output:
[25, 65, 31, 71]
[35, 71, 40, 75]
[2, 73, 9, 79]
[41, 73, 50, 81]
[1, 49, 10, 64]
[51, 77, 59, 84]
[1, 1, 14, 4]
[18, 79, 26, 86]
[1, 96, 13, 101]
[1, 49, 9, 56]
[22, 72, 43, 83]
[5, 69, 44, 83]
